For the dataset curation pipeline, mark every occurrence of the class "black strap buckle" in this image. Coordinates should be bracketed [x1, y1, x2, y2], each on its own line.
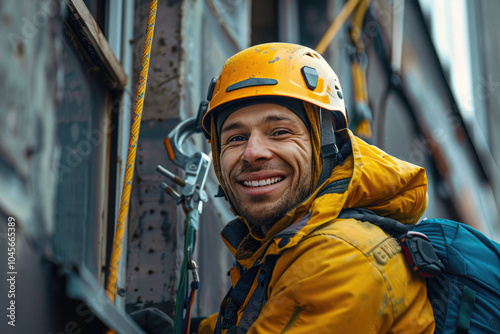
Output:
[399, 231, 445, 277]
[221, 302, 238, 329]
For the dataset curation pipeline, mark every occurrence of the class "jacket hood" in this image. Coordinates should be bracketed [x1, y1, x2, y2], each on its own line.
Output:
[308, 128, 428, 227]
[221, 129, 428, 264]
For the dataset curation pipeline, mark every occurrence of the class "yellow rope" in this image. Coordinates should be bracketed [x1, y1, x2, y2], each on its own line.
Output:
[350, 0, 372, 50]
[106, 0, 158, 302]
[315, 0, 361, 54]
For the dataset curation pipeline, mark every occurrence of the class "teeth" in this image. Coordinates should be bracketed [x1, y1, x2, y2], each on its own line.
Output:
[244, 177, 283, 188]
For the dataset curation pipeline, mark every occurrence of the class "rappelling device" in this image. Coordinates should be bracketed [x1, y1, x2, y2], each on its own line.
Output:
[156, 101, 211, 334]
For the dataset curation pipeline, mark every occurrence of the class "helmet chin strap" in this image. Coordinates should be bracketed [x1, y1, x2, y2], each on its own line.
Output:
[316, 108, 339, 188]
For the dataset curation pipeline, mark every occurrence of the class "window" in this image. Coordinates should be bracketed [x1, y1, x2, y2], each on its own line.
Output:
[52, 0, 126, 284]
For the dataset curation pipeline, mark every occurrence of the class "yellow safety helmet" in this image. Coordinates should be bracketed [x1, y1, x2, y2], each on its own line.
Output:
[202, 42, 348, 138]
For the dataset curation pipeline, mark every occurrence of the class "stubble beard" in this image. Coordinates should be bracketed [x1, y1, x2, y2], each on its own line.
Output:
[224, 166, 312, 234]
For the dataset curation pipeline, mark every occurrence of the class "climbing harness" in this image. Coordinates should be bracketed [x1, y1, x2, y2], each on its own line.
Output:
[106, 0, 158, 303]
[157, 101, 211, 334]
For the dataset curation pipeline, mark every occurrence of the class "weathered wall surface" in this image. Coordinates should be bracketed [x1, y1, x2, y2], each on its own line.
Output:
[125, 0, 184, 317]
[0, 1, 65, 332]
[0, 0, 61, 243]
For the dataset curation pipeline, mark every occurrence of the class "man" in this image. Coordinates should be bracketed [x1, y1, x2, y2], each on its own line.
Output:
[198, 43, 435, 333]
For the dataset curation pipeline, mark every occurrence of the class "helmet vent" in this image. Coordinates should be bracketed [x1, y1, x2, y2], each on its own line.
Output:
[305, 52, 320, 59]
[226, 78, 278, 92]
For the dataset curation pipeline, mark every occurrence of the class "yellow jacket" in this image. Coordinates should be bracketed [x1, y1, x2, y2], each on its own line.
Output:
[200, 130, 435, 333]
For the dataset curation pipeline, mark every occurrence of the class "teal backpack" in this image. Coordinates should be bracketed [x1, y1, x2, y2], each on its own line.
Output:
[338, 208, 500, 334]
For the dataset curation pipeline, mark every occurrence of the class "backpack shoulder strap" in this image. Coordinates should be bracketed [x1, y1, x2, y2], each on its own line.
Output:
[215, 254, 280, 334]
[337, 208, 412, 236]
[236, 254, 280, 333]
[338, 208, 444, 277]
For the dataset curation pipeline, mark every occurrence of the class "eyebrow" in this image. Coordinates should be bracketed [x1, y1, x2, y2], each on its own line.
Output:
[221, 114, 297, 134]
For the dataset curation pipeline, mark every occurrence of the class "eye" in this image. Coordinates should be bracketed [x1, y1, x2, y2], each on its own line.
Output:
[228, 135, 247, 142]
[272, 129, 290, 136]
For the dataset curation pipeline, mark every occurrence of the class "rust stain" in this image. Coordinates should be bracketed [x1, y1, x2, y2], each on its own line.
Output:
[14, 40, 25, 67]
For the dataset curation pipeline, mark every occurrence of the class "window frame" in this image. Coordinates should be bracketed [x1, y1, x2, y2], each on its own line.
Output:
[60, 0, 128, 286]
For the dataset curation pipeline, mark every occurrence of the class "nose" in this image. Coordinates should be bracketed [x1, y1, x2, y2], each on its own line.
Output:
[241, 134, 273, 164]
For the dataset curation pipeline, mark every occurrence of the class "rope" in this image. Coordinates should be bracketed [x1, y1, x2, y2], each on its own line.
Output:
[349, 0, 373, 139]
[183, 286, 197, 334]
[350, 0, 371, 50]
[105, 0, 158, 302]
[315, 0, 361, 54]
[174, 210, 199, 333]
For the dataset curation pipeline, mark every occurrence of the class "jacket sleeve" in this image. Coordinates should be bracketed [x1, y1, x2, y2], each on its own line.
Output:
[198, 313, 218, 334]
[247, 233, 434, 334]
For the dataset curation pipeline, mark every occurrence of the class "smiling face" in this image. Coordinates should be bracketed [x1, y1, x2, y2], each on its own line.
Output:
[219, 103, 313, 231]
